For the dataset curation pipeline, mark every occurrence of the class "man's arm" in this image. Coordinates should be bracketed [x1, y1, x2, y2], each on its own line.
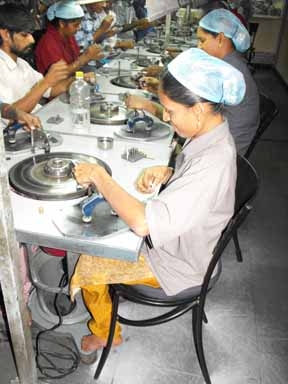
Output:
[50, 76, 75, 98]
[11, 61, 69, 112]
[1, 103, 42, 130]
[92, 14, 115, 43]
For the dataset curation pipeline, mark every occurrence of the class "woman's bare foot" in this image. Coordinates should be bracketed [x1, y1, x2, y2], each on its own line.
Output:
[81, 334, 122, 352]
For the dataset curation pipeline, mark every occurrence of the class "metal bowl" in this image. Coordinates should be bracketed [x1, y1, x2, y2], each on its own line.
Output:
[97, 137, 114, 150]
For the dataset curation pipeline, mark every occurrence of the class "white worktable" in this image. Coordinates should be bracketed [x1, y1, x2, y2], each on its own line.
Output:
[8, 45, 173, 262]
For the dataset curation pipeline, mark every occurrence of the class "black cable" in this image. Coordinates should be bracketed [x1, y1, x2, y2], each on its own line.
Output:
[35, 272, 81, 380]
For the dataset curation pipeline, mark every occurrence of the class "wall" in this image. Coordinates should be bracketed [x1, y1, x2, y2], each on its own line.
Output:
[275, 7, 288, 85]
[252, 16, 282, 54]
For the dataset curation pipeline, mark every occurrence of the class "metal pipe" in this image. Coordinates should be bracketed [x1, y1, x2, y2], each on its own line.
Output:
[164, 13, 172, 49]
[0, 133, 38, 383]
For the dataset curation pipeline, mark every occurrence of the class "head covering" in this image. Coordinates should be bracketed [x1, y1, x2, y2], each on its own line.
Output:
[167, 48, 246, 106]
[47, 0, 84, 21]
[199, 9, 250, 52]
[77, 0, 106, 4]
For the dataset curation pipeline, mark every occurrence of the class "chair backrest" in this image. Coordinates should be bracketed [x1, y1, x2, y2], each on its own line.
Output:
[244, 93, 279, 159]
[246, 22, 259, 65]
[199, 155, 259, 310]
[248, 22, 259, 45]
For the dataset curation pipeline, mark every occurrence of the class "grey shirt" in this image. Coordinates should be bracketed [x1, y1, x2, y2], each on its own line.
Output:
[143, 120, 237, 296]
[223, 51, 260, 155]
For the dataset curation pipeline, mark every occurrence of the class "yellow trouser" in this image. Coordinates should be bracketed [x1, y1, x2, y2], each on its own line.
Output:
[70, 254, 160, 342]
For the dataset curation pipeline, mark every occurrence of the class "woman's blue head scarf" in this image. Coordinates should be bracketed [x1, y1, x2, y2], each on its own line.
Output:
[199, 9, 251, 53]
[47, 0, 84, 21]
[167, 48, 246, 106]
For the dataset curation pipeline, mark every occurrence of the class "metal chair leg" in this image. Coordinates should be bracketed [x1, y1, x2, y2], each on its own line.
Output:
[192, 306, 211, 384]
[233, 231, 243, 262]
[94, 293, 120, 380]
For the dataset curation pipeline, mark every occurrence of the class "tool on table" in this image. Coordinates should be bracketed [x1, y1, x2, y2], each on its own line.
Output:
[126, 109, 154, 133]
[30, 128, 35, 154]
[80, 184, 104, 223]
[121, 147, 154, 162]
[46, 114, 64, 124]
[117, 60, 121, 78]
[39, 126, 51, 154]
[71, 165, 104, 223]
[51, 160, 128, 237]
[3, 122, 25, 144]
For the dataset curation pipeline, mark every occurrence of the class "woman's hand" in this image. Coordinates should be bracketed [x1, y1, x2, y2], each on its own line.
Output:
[165, 47, 181, 59]
[136, 166, 173, 194]
[115, 39, 135, 50]
[74, 163, 105, 188]
[139, 77, 159, 94]
[125, 94, 148, 110]
[142, 64, 163, 77]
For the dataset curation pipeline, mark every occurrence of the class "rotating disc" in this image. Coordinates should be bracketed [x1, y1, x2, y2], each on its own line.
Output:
[9, 152, 111, 201]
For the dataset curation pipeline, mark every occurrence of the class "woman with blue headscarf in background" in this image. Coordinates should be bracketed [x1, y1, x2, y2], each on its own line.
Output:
[197, 8, 260, 155]
[70, 48, 246, 353]
[127, 8, 259, 156]
[35, 0, 103, 76]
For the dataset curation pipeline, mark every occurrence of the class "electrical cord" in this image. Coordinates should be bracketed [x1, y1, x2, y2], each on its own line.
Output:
[35, 272, 80, 380]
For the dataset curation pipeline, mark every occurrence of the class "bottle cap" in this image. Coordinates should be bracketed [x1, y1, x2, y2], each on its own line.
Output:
[75, 71, 84, 79]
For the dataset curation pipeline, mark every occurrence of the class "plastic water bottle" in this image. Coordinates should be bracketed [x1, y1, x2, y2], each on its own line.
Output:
[69, 71, 90, 133]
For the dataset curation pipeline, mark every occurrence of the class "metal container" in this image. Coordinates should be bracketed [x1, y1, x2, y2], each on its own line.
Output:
[97, 136, 114, 150]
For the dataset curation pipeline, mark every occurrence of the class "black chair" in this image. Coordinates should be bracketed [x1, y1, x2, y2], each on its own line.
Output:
[232, 155, 259, 262]
[93, 155, 259, 384]
[233, 94, 277, 261]
[244, 93, 279, 160]
[246, 22, 259, 72]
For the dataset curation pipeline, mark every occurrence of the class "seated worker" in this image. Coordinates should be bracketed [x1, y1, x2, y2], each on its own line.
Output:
[128, 8, 260, 156]
[108, 0, 152, 41]
[75, 0, 135, 51]
[197, 8, 260, 155]
[0, 4, 70, 113]
[132, 0, 155, 41]
[70, 48, 246, 352]
[35, 0, 103, 75]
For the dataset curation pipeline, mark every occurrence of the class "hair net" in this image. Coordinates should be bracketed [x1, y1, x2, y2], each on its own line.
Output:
[199, 9, 251, 52]
[167, 48, 246, 106]
[47, 1, 84, 21]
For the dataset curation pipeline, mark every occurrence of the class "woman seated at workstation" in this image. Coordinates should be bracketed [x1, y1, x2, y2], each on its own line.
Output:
[128, 8, 260, 156]
[71, 48, 246, 352]
[35, 0, 103, 76]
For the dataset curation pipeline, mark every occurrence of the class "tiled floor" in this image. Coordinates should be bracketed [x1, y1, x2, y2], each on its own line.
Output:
[1, 67, 288, 384]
